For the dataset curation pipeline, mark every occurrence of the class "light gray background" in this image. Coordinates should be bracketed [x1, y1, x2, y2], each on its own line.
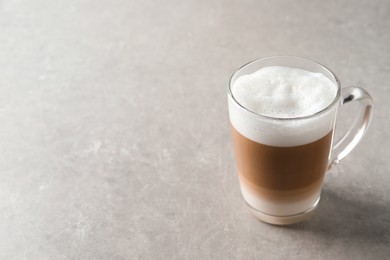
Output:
[0, 0, 389, 259]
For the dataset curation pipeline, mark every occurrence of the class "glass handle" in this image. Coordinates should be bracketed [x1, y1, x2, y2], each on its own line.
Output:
[328, 86, 374, 170]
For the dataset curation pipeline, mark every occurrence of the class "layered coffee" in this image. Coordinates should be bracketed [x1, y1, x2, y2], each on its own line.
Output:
[229, 66, 338, 216]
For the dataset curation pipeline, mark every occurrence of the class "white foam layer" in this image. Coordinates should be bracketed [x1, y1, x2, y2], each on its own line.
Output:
[239, 182, 322, 216]
[232, 66, 337, 118]
[229, 66, 339, 146]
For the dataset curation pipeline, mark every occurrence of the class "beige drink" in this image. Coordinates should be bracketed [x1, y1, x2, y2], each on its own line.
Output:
[228, 57, 373, 225]
[228, 63, 339, 223]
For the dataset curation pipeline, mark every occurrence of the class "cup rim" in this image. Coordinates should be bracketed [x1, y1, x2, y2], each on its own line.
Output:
[228, 56, 341, 121]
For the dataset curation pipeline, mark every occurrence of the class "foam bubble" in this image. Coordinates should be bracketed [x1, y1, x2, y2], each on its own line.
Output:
[228, 66, 340, 146]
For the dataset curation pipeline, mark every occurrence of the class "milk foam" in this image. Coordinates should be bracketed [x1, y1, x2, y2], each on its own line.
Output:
[228, 66, 340, 146]
[232, 66, 337, 118]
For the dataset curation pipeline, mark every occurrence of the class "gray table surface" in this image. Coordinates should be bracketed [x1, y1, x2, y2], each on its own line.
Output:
[1, 0, 389, 259]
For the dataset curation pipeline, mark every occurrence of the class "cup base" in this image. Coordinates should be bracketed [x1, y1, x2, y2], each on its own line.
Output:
[245, 197, 320, 225]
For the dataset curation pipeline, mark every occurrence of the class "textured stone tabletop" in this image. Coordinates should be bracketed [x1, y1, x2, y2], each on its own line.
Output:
[0, 0, 389, 259]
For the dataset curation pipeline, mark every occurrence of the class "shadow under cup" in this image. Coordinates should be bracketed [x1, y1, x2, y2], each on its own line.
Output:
[228, 57, 342, 225]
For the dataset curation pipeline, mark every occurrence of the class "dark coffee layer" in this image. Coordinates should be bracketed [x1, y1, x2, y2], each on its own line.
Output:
[232, 126, 333, 197]
[239, 174, 323, 202]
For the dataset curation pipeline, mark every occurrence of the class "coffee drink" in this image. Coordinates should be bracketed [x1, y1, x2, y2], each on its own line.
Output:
[228, 57, 374, 225]
[228, 66, 338, 218]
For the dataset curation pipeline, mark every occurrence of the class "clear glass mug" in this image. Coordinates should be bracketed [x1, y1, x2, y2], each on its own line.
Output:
[227, 56, 373, 225]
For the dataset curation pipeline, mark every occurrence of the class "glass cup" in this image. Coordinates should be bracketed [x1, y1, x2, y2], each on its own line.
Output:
[227, 56, 373, 225]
